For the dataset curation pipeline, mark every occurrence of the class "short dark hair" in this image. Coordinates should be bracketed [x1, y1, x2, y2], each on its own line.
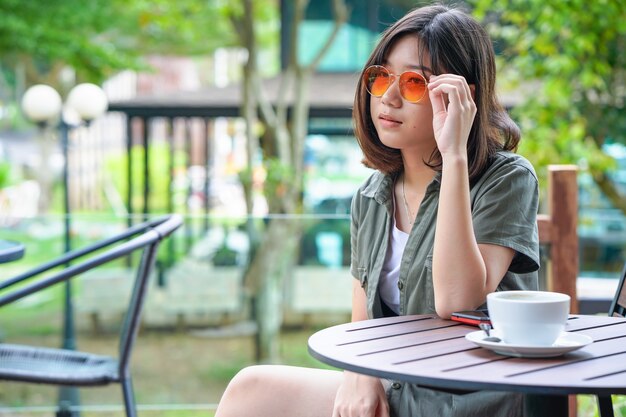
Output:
[353, 4, 520, 180]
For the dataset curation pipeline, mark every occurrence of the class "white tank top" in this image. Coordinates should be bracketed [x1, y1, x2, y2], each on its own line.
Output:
[379, 196, 409, 314]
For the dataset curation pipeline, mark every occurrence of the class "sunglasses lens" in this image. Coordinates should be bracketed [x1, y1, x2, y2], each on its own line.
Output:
[364, 66, 390, 97]
[364, 66, 428, 103]
[400, 72, 428, 102]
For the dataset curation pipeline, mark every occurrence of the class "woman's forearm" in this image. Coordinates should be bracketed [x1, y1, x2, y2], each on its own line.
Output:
[432, 154, 487, 318]
[351, 279, 368, 322]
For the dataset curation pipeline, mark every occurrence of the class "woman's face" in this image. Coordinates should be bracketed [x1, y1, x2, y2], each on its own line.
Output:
[369, 35, 435, 153]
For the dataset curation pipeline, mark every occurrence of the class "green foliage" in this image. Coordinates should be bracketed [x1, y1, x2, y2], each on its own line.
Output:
[105, 142, 187, 214]
[213, 244, 239, 266]
[220, 0, 280, 49]
[0, 0, 237, 83]
[0, 160, 12, 188]
[471, 0, 626, 181]
[263, 158, 297, 211]
[119, 0, 239, 55]
[0, 0, 135, 82]
[299, 218, 350, 266]
[238, 166, 254, 190]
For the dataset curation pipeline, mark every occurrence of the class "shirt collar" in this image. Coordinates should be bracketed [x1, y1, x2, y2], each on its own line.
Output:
[360, 170, 441, 205]
[360, 171, 395, 205]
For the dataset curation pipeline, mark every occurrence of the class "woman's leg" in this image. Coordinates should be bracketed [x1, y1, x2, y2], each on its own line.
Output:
[215, 365, 343, 417]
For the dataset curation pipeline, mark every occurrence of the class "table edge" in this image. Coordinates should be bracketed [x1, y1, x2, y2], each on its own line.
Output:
[307, 315, 626, 396]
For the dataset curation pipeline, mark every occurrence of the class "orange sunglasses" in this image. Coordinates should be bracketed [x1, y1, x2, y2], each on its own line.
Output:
[363, 65, 429, 103]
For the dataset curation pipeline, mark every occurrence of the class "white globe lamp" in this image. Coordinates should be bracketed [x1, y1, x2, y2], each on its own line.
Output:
[66, 83, 108, 122]
[21, 84, 62, 123]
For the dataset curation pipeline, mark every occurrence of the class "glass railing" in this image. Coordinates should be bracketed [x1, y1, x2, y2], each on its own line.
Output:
[0, 212, 621, 414]
[0, 213, 352, 414]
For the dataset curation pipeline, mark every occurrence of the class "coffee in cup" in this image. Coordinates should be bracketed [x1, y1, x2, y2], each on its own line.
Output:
[486, 290, 570, 346]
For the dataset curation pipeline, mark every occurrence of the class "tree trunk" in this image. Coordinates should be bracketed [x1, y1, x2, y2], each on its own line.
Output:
[231, 0, 348, 363]
[246, 217, 301, 362]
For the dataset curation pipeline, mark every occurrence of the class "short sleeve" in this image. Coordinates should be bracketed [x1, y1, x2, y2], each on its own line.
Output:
[472, 161, 540, 274]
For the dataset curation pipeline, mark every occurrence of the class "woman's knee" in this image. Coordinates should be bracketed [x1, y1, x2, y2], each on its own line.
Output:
[222, 364, 287, 401]
[217, 365, 342, 417]
[216, 366, 271, 417]
[222, 365, 340, 402]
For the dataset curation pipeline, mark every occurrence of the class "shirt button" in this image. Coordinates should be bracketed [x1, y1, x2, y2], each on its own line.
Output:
[397, 281, 404, 290]
[391, 382, 401, 390]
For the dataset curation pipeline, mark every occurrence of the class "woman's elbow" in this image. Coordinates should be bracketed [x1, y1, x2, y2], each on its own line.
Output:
[434, 293, 483, 320]
[434, 300, 455, 320]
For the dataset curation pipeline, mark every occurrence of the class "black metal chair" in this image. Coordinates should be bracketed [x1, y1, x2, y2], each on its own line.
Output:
[0, 214, 183, 417]
[608, 261, 626, 318]
[594, 263, 626, 417]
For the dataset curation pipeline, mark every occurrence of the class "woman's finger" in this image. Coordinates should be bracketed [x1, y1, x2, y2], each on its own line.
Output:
[432, 84, 463, 113]
[431, 82, 465, 106]
[429, 74, 472, 104]
[459, 81, 471, 104]
[428, 84, 448, 115]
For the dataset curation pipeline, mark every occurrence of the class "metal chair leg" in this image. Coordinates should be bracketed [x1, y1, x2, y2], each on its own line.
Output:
[597, 395, 614, 417]
[121, 378, 138, 417]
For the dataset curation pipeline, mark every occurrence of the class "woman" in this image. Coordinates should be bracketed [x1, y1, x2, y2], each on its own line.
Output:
[215, 4, 539, 417]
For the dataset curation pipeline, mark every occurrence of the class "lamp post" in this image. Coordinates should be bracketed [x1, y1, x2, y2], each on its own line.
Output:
[21, 83, 108, 417]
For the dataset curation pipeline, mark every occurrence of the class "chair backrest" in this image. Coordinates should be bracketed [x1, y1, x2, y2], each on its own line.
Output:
[608, 262, 626, 317]
[0, 214, 183, 376]
[116, 215, 182, 374]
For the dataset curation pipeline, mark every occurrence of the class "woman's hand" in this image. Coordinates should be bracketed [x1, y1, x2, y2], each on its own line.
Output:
[332, 371, 389, 417]
[427, 74, 476, 158]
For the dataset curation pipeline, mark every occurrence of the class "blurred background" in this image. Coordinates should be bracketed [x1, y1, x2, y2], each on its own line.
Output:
[0, 0, 625, 415]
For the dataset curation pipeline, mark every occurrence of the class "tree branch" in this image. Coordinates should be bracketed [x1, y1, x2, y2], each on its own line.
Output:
[288, 0, 308, 69]
[304, 0, 349, 73]
[274, 0, 307, 122]
[592, 170, 626, 214]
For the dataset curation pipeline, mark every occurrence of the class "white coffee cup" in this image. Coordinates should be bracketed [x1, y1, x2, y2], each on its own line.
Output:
[486, 290, 570, 346]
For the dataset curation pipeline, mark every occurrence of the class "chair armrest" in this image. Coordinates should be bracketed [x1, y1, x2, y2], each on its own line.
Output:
[0, 215, 181, 308]
[0, 259, 94, 307]
[0, 215, 178, 293]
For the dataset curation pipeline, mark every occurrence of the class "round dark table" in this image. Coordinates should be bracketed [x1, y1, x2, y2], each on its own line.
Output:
[309, 314, 626, 417]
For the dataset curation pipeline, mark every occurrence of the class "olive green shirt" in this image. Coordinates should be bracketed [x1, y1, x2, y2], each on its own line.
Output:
[350, 151, 540, 417]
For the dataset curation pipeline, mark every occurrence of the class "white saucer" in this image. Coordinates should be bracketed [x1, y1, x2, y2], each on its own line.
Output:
[465, 330, 593, 358]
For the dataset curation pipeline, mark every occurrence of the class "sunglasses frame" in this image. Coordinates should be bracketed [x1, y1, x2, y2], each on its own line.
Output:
[363, 65, 429, 103]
